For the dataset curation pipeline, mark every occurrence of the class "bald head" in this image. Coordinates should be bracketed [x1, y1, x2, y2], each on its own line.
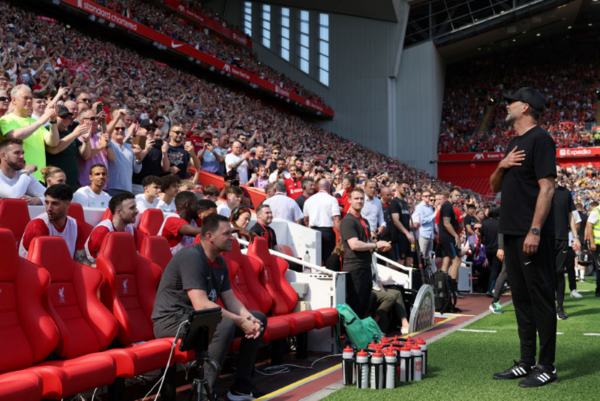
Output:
[318, 179, 330, 192]
[64, 100, 78, 116]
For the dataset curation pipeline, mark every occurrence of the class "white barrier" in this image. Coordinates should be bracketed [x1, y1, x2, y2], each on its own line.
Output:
[28, 205, 106, 226]
[373, 253, 413, 289]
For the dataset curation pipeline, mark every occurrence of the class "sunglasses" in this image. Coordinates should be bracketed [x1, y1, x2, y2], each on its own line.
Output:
[83, 117, 97, 121]
[172, 131, 185, 135]
[474, 227, 481, 231]
[114, 127, 126, 131]
[80, 98, 92, 103]
[0, 97, 9, 102]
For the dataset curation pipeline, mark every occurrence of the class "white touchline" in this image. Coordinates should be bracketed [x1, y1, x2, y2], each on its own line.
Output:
[556, 332, 563, 335]
[584, 333, 600, 336]
[458, 329, 497, 333]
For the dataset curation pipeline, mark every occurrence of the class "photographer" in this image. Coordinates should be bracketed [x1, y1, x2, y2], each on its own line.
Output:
[198, 135, 224, 174]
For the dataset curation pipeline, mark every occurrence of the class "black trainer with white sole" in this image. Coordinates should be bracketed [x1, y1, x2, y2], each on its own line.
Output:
[518, 365, 558, 387]
[556, 306, 568, 320]
[493, 360, 534, 380]
[227, 383, 265, 401]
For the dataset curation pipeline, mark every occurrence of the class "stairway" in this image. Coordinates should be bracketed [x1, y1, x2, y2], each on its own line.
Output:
[477, 105, 494, 133]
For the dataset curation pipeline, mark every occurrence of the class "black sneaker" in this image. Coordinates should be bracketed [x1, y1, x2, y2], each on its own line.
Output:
[227, 383, 265, 401]
[493, 360, 534, 380]
[556, 307, 568, 320]
[455, 291, 466, 299]
[518, 365, 558, 387]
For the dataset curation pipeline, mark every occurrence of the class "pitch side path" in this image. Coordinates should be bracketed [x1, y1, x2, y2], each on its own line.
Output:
[259, 280, 600, 401]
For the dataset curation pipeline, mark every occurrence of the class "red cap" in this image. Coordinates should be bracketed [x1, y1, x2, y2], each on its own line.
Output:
[380, 337, 389, 343]
[373, 351, 383, 357]
[411, 345, 421, 350]
[357, 349, 368, 357]
[406, 336, 413, 341]
[384, 350, 396, 357]
[344, 346, 354, 353]
[416, 338, 426, 345]
[400, 347, 411, 352]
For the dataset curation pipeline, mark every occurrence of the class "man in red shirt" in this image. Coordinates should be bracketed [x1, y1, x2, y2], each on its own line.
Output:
[85, 192, 145, 263]
[339, 174, 356, 217]
[19, 184, 88, 264]
[284, 165, 304, 200]
[158, 191, 204, 254]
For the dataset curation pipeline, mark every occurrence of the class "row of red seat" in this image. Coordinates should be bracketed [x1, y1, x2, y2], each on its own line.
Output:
[0, 205, 338, 400]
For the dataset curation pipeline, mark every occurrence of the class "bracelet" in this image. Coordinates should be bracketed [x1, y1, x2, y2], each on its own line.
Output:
[49, 120, 57, 124]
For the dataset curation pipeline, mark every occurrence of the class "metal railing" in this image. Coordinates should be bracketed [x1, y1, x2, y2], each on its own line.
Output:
[373, 252, 413, 288]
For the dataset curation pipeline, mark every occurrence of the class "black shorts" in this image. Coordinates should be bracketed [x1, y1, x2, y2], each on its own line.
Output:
[438, 241, 457, 259]
[393, 237, 411, 260]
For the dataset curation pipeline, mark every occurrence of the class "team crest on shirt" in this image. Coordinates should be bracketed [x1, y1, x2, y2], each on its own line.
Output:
[123, 279, 129, 294]
[58, 287, 65, 303]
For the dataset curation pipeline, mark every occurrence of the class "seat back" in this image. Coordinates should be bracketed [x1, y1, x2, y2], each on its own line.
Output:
[0, 229, 59, 374]
[67, 202, 94, 239]
[140, 235, 172, 271]
[96, 232, 163, 345]
[0, 199, 31, 245]
[27, 236, 118, 359]
[248, 237, 298, 316]
[138, 209, 164, 236]
[102, 207, 113, 221]
[133, 226, 147, 252]
[223, 238, 272, 314]
[277, 245, 296, 258]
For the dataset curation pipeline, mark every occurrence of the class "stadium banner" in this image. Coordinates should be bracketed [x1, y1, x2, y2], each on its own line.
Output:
[163, 0, 252, 49]
[440, 148, 600, 163]
[60, 0, 334, 118]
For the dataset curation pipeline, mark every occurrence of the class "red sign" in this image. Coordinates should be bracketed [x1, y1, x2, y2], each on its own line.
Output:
[163, 0, 251, 48]
[60, 0, 333, 117]
[556, 147, 600, 158]
[438, 152, 504, 162]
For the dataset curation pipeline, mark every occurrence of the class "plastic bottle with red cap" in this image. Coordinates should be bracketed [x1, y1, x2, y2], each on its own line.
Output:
[399, 346, 412, 382]
[370, 351, 384, 389]
[342, 346, 355, 385]
[411, 345, 423, 381]
[416, 337, 428, 375]
[384, 350, 397, 389]
[356, 350, 370, 389]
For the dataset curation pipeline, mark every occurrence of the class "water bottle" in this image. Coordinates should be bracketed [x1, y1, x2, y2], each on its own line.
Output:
[416, 337, 428, 375]
[384, 351, 397, 389]
[370, 351, 384, 390]
[411, 345, 423, 381]
[303, 251, 311, 273]
[342, 346, 355, 385]
[356, 350, 370, 389]
[399, 346, 412, 382]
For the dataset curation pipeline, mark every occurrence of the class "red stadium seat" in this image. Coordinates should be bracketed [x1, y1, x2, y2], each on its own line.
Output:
[0, 229, 117, 400]
[0, 199, 31, 245]
[67, 203, 94, 239]
[276, 244, 295, 258]
[102, 207, 113, 221]
[138, 209, 164, 236]
[96, 232, 193, 366]
[0, 371, 43, 401]
[140, 235, 172, 271]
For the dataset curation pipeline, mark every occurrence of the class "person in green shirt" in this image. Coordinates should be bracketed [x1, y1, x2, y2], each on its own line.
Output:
[0, 85, 59, 181]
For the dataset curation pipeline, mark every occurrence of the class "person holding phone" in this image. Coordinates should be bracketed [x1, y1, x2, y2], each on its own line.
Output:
[198, 135, 223, 174]
[131, 121, 170, 195]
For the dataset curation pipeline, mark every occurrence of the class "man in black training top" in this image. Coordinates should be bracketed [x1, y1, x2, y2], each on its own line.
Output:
[152, 214, 267, 400]
[340, 188, 391, 319]
[490, 87, 557, 387]
[249, 204, 278, 250]
[390, 180, 414, 267]
[553, 163, 582, 320]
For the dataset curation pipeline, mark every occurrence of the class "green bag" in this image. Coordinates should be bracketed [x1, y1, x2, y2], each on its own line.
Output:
[335, 304, 382, 351]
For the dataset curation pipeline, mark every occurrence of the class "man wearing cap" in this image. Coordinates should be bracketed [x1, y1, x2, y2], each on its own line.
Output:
[45, 106, 96, 190]
[490, 87, 558, 387]
[131, 120, 170, 195]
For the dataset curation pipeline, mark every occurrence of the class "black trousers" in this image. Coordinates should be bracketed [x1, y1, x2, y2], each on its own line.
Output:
[346, 267, 373, 319]
[486, 250, 502, 291]
[555, 240, 569, 307]
[566, 247, 577, 292]
[313, 227, 336, 266]
[589, 249, 600, 294]
[504, 234, 556, 366]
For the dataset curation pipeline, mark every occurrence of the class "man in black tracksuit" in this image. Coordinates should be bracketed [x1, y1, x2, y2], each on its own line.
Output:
[489, 87, 557, 387]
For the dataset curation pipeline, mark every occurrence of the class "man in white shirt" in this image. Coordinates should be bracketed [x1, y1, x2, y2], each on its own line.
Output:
[413, 189, 437, 258]
[263, 181, 303, 225]
[268, 158, 289, 183]
[0, 138, 46, 204]
[157, 175, 180, 213]
[218, 186, 243, 218]
[225, 141, 250, 184]
[362, 180, 385, 236]
[303, 179, 341, 265]
[135, 175, 161, 214]
[72, 163, 112, 208]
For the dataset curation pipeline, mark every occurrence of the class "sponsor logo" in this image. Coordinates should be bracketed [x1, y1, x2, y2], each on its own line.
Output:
[223, 64, 231, 72]
[178, 5, 185, 11]
[58, 287, 65, 303]
[305, 100, 311, 107]
[123, 279, 128, 294]
[275, 85, 290, 97]
[82, 1, 138, 31]
[408, 285, 435, 334]
[416, 360, 422, 372]
[559, 149, 566, 156]
[561, 148, 592, 157]
[78, 0, 82, 7]
[171, 41, 183, 48]
[264, 270, 269, 280]
[473, 153, 485, 160]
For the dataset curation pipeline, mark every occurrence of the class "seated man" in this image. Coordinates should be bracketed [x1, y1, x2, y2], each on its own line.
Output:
[218, 186, 243, 218]
[249, 204, 278, 250]
[157, 174, 180, 213]
[19, 184, 89, 264]
[72, 163, 112, 208]
[135, 175, 161, 215]
[152, 214, 267, 400]
[85, 192, 144, 263]
[0, 138, 46, 204]
[158, 191, 204, 254]
[198, 199, 219, 224]
[371, 264, 410, 335]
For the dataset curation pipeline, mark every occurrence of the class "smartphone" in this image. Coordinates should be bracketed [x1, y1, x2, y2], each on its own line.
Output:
[96, 104, 102, 113]
[131, 135, 147, 149]
[153, 139, 163, 149]
[186, 141, 192, 146]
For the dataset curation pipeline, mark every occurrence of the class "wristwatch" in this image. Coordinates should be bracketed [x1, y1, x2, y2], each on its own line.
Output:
[530, 227, 541, 235]
[374, 243, 378, 252]
[135, 159, 142, 164]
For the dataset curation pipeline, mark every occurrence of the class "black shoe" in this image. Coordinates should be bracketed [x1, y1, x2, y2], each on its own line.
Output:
[227, 383, 265, 401]
[518, 365, 558, 387]
[595, 291, 600, 298]
[556, 307, 568, 320]
[493, 360, 534, 380]
[455, 291, 465, 299]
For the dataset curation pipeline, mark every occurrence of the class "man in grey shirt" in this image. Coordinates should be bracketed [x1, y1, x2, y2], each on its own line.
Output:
[108, 120, 142, 196]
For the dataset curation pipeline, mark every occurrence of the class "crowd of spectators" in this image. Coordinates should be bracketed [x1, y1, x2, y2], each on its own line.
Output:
[91, 0, 330, 108]
[439, 33, 600, 154]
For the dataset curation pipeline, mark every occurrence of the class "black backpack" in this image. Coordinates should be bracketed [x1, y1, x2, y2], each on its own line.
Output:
[433, 270, 457, 314]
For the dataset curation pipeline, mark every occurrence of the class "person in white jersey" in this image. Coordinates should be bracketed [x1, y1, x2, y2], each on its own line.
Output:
[72, 163, 111, 208]
[20, 184, 89, 264]
[303, 179, 341, 265]
[218, 186, 243, 218]
[157, 174, 180, 213]
[0, 138, 46, 204]
[158, 191, 204, 254]
[85, 192, 144, 263]
[135, 175, 161, 216]
[263, 181, 303, 224]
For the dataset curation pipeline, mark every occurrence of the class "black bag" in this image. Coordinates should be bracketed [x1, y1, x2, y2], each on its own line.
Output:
[433, 270, 457, 314]
[578, 242, 594, 266]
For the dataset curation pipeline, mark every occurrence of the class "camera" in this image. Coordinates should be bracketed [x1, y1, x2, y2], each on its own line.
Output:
[231, 179, 240, 187]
